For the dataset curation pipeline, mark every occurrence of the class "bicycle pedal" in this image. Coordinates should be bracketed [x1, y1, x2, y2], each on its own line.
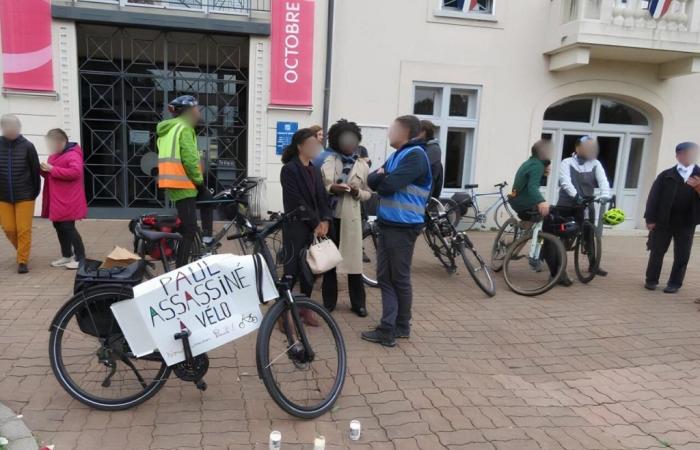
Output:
[196, 380, 207, 391]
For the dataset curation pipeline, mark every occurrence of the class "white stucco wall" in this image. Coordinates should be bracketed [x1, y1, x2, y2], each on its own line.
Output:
[316, 0, 700, 228]
[0, 20, 81, 215]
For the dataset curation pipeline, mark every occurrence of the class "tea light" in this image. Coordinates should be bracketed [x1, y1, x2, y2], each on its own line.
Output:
[313, 435, 326, 450]
[269, 430, 282, 449]
[349, 419, 361, 441]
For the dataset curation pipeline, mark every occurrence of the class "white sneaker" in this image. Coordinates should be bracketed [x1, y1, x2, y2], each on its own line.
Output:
[51, 257, 73, 268]
[65, 260, 80, 270]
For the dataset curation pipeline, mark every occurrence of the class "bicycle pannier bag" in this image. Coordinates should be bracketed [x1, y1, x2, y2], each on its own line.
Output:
[306, 237, 343, 274]
[451, 192, 472, 216]
[74, 259, 145, 338]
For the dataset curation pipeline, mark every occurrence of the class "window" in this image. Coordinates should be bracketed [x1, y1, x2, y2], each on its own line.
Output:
[413, 84, 480, 190]
[599, 100, 648, 126]
[544, 98, 593, 123]
[625, 138, 645, 189]
[441, 0, 494, 15]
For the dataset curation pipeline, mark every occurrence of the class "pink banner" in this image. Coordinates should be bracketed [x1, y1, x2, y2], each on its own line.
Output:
[1, 0, 54, 91]
[270, 0, 314, 107]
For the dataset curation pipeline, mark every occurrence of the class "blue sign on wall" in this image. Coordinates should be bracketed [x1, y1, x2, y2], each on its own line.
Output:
[276, 121, 299, 155]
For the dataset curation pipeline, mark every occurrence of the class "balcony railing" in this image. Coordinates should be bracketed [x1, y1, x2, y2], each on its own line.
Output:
[75, 0, 271, 15]
[561, 0, 693, 32]
[547, 0, 700, 77]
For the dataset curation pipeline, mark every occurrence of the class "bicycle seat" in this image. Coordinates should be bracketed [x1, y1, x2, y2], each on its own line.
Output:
[464, 184, 479, 189]
[494, 182, 507, 188]
[136, 225, 182, 242]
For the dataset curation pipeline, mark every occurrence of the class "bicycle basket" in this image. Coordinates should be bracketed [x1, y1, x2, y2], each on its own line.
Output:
[450, 192, 472, 216]
[73, 259, 145, 338]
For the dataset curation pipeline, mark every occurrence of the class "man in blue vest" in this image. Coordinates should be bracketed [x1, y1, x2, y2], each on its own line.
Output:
[362, 115, 432, 347]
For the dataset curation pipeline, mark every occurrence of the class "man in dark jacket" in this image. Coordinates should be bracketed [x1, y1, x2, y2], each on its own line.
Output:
[361, 115, 431, 347]
[0, 115, 41, 274]
[644, 142, 700, 293]
[419, 120, 444, 199]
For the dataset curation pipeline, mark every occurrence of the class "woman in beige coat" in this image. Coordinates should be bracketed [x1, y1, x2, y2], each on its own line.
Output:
[320, 120, 372, 316]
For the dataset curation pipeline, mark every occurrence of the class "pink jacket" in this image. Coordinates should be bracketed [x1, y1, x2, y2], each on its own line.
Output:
[41, 143, 88, 222]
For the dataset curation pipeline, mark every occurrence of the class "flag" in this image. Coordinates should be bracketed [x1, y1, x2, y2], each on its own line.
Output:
[648, 0, 673, 19]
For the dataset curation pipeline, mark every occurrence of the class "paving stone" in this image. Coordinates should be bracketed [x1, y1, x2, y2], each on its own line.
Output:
[3, 224, 700, 449]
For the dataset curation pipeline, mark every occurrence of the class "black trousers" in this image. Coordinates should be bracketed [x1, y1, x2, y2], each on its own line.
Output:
[645, 224, 695, 288]
[174, 193, 214, 268]
[322, 218, 366, 310]
[52, 221, 85, 261]
[377, 225, 421, 334]
[282, 222, 315, 297]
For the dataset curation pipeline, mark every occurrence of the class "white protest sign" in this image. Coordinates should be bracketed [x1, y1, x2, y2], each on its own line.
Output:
[111, 253, 278, 366]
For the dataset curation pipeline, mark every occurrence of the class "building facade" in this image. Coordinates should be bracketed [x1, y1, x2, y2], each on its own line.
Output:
[1, 0, 700, 229]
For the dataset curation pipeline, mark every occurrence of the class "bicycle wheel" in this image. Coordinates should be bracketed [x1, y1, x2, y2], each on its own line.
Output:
[362, 225, 379, 288]
[491, 218, 520, 272]
[460, 203, 479, 230]
[49, 286, 170, 411]
[503, 231, 567, 296]
[494, 202, 515, 230]
[574, 221, 601, 284]
[458, 238, 496, 297]
[257, 298, 346, 419]
[423, 225, 456, 272]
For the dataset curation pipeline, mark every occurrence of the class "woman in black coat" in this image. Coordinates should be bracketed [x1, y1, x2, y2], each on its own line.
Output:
[280, 128, 332, 303]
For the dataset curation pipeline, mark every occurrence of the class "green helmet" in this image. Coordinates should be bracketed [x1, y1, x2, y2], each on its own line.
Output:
[603, 208, 625, 226]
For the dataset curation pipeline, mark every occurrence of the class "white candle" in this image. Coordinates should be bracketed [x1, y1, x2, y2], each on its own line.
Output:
[349, 420, 361, 441]
[269, 430, 282, 449]
[313, 436, 326, 450]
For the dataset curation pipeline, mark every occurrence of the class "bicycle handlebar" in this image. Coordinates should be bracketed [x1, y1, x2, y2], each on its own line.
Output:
[226, 206, 307, 242]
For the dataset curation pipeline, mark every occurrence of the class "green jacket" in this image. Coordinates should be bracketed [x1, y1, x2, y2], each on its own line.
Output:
[509, 157, 546, 213]
[156, 117, 202, 202]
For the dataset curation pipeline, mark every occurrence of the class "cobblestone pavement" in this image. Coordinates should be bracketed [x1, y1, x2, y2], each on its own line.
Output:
[2, 219, 700, 449]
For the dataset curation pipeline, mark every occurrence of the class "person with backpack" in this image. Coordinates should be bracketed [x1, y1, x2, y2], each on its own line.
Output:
[41, 128, 88, 270]
[556, 136, 612, 284]
[361, 115, 432, 347]
[0, 115, 40, 274]
[156, 96, 213, 268]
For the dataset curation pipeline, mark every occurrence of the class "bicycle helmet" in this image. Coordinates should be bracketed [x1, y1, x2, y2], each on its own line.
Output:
[603, 208, 625, 226]
[168, 95, 198, 114]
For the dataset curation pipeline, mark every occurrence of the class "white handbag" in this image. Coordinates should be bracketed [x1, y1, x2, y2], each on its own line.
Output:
[306, 237, 343, 274]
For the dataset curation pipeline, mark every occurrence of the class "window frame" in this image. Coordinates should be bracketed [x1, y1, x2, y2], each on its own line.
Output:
[413, 82, 482, 192]
[435, 0, 498, 21]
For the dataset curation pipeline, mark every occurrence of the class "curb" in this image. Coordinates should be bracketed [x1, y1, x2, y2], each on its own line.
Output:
[0, 404, 38, 450]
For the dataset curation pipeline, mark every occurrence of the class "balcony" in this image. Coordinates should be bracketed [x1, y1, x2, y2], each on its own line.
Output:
[545, 0, 700, 78]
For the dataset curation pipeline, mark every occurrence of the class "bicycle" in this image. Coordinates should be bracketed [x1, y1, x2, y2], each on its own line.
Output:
[49, 206, 347, 419]
[502, 214, 567, 296]
[361, 216, 379, 288]
[423, 197, 496, 297]
[558, 196, 611, 284]
[490, 216, 523, 273]
[457, 182, 515, 230]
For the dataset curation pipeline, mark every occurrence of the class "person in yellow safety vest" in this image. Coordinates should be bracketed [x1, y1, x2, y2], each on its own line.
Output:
[156, 95, 213, 268]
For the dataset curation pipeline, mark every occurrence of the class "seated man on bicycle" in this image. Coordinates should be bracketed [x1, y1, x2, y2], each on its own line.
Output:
[508, 140, 563, 283]
[556, 136, 611, 278]
[156, 95, 213, 268]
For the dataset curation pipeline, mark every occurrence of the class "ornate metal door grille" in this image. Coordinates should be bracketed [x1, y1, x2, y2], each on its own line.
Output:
[77, 24, 248, 216]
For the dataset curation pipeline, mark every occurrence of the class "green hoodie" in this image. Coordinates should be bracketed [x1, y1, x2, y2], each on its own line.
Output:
[156, 117, 203, 202]
[509, 157, 546, 213]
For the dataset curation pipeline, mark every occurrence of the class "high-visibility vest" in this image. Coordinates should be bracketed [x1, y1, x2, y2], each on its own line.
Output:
[377, 146, 432, 225]
[157, 122, 196, 190]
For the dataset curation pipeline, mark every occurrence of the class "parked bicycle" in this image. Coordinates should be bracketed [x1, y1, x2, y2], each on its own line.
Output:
[361, 217, 379, 288]
[502, 214, 568, 296]
[423, 198, 496, 297]
[49, 206, 347, 419]
[456, 182, 515, 230]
